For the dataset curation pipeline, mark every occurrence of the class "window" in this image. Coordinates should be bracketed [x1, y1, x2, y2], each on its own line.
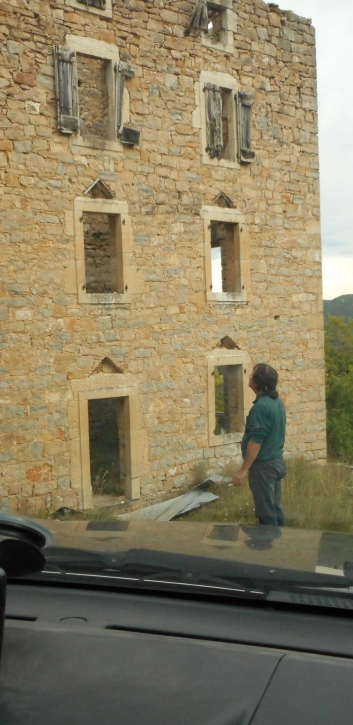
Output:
[77, 54, 110, 142]
[193, 71, 238, 169]
[193, 71, 255, 167]
[207, 349, 251, 447]
[70, 368, 141, 509]
[210, 221, 238, 293]
[66, 0, 112, 19]
[214, 364, 242, 436]
[201, 205, 250, 303]
[83, 212, 119, 294]
[74, 196, 132, 305]
[54, 36, 139, 152]
[202, 0, 236, 54]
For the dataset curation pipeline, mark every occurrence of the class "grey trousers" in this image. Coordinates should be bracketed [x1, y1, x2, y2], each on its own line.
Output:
[248, 455, 287, 526]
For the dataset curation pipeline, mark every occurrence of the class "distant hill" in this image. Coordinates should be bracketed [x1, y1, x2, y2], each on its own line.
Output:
[324, 295, 353, 322]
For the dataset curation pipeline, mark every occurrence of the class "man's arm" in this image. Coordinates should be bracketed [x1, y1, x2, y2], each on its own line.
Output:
[232, 441, 261, 485]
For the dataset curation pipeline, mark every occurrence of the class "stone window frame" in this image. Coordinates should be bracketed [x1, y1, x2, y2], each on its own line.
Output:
[201, 0, 236, 55]
[65, 0, 112, 20]
[206, 349, 251, 448]
[201, 205, 250, 304]
[70, 373, 141, 510]
[193, 70, 239, 170]
[64, 35, 129, 153]
[74, 196, 132, 305]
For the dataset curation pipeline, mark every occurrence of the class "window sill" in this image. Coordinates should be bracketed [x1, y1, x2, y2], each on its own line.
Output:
[78, 292, 131, 305]
[207, 291, 248, 304]
[201, 31, 234, 55]
[209, 431, 244, 447]
[70, 135, 124, 154]
[201, 153, 240, 170]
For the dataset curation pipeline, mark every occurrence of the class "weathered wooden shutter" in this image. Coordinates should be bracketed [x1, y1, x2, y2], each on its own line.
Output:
[115, 62, 140, 145]
[115, 61, 135, 133]
[54, 46, 79, 135]
[237, 92, 255, 163]
[204, 84, 223, 160]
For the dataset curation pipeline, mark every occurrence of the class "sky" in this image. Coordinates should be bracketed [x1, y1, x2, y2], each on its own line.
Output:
[278, 0, 353, 299]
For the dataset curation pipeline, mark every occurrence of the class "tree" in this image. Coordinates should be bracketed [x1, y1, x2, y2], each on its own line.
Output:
[325, 316, 353, 461]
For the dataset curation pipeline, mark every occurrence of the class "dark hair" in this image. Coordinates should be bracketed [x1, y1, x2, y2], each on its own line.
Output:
[252, 364, 279, 399]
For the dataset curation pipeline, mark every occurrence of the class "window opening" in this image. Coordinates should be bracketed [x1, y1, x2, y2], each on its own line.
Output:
[206, 4, 225, 40]
[77, 54, 110, 140]
[210, 221, 238, 293]
[83, 212, 121, 294]
[214, 365, 241, 435]
[88, 397, 126, 496]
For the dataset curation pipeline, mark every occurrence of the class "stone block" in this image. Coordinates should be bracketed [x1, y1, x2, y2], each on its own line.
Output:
[13, 140, 32, 153]
[14, 71, 36, 86]
[26, 463, 52, 483]
[0, 139, 13, 151]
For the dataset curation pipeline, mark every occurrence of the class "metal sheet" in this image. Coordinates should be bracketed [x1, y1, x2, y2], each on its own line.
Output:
[119, 488, 218, 522]
[208, 474, 232, 484]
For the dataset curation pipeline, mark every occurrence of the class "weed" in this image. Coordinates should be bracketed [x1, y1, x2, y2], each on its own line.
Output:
[192, 461, 209, 485]
[186, 458, 353, 532]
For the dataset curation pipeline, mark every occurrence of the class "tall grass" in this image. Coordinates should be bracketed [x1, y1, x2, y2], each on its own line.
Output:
[186, 458, 353, 532]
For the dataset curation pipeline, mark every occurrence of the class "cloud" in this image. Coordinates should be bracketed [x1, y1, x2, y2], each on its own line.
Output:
[322, 256, 353, 300]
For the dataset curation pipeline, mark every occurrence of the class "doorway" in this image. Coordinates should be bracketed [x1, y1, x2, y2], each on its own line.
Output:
[88, 396, 126, 496]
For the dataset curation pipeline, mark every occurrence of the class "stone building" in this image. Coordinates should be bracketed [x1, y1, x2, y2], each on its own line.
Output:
[0, 0, 326, 513]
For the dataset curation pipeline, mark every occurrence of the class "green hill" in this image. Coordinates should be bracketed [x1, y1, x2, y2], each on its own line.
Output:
[324, 295, 353, 322]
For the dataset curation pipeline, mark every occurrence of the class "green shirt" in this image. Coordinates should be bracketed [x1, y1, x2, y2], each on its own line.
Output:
[241, 393, 286, 462]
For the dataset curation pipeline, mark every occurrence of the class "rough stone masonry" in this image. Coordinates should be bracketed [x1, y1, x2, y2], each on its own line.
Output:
[0, 0, 326, 513]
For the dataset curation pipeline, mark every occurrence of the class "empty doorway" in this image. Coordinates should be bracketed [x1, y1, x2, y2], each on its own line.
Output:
[88, 396, 127, 496]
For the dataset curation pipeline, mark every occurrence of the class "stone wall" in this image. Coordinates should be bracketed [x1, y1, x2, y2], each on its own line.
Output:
[0, 0, 326, 513]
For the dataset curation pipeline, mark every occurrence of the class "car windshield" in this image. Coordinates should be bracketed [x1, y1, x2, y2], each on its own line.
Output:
[2, 0, 353, 605]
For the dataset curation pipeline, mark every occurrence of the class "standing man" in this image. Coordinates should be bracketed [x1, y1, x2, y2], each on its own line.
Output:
[232, 363, 287, 526]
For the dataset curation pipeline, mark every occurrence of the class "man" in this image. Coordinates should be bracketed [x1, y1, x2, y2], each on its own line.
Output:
[232, 363, 287, 526]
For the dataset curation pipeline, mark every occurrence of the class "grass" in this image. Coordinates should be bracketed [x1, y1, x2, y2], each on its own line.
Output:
[185, 458, 353, 533]
[34, 458, 353, 534]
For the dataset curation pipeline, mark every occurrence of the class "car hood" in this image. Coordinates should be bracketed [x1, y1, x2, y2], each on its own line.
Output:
[34, 517, 353, 579]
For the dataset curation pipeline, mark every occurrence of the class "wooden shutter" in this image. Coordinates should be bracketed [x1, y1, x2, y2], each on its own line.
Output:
[54, 46, 79, 135]
[204, 84, 223, 160]
[77, 0, 106, 7]
[237, 92, 255, 163]
[115, 62, 135, 134]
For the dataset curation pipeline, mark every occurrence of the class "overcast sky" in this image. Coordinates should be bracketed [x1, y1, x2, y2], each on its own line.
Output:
[277, 0, 353, 299]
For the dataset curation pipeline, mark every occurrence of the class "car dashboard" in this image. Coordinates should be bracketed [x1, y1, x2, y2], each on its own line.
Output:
[2, 581, 353, 725]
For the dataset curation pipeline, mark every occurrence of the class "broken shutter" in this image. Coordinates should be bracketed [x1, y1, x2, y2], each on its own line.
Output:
[237, 92, 255, 163]
[115, 61, 126, 133]
[204, 84, 223, 160]
[115, 62, 140, 145]
[54, 46, 79, 135]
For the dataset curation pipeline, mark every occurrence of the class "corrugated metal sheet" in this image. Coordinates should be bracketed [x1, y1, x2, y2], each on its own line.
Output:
[119, 488, 218, 522]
